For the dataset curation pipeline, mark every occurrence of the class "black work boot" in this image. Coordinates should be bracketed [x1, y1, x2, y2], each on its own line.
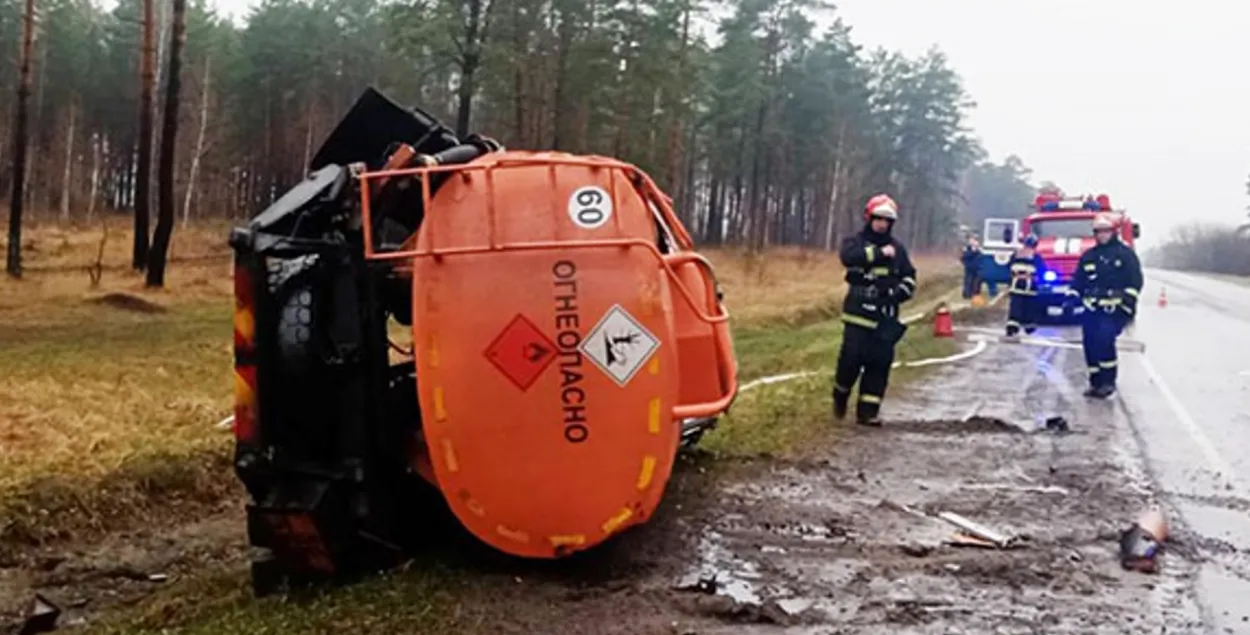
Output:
[855, 403, 882, 427]
[833, 396, 848, 421]
[832, 388, 850, 421]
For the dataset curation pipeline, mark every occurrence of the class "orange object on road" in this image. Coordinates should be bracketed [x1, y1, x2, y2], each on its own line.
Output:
[933, 303, 953, 337]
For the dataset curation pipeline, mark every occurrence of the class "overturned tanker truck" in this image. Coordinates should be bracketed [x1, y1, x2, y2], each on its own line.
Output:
[228, 88, 740, 594]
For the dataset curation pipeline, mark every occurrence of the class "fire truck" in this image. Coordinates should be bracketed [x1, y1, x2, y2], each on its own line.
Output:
[977, 191, 1140, 322]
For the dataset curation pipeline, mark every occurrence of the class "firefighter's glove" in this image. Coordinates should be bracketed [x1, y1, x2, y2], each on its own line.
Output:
[896, 282, 915, 301]
[1122, 288, 1139, 319]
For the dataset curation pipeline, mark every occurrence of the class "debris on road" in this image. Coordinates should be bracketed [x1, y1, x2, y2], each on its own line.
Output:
[899, 543, 934, 558]
[674, 573, 719, 595]
[1044, 416, 1070, 433]
[937, 511, 1020, 549]
[18, 593, 60, 635]
[879, 498, 930, 520]
[959, 482, 1070, 496]
[881, 500, 1023, 550]
[944, 533, 1001, 549]
[1119, 507, 1169, 573]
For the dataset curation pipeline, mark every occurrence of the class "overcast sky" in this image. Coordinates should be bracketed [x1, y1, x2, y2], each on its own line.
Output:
[203, 0, 1249, 248]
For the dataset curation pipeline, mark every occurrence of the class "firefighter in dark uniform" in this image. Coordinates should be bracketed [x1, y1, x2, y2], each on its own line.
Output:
[832, 193, 917, 426]
[1005, 234, 1046, 338]
[961, 235, 982, 299]
[1067, 212, 1143, 399]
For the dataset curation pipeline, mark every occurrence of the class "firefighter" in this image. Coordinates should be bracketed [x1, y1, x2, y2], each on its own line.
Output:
[960, 235, 982, 299]
[1005, 234, 1046, 338]
[832, 193, 917, 426]
[1067, 212, 1143, 398]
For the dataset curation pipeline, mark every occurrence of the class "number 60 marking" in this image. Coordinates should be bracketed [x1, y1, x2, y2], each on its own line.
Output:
[567, 185, 612, 229]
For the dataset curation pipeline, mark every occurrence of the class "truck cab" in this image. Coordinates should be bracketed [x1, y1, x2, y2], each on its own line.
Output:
[1020, 193, 1140, 321]
[974, 218, 1020, 292]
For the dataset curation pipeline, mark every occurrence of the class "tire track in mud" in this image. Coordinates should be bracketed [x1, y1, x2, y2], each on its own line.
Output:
[658, 329, 1207, 634]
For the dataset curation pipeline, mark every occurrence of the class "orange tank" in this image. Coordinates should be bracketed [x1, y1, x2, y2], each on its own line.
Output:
[357, 151, 740, 558]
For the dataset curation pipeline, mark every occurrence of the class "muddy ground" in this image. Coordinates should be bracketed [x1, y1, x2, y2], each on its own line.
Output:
[1, 309, 1212, 634]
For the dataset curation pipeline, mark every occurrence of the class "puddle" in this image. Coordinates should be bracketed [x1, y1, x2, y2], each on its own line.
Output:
[677, 530, 764, 605]
[724, 476, 821, 504]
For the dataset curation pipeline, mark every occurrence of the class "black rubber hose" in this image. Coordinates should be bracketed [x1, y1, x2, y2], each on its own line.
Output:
[429, 143, 487, 166]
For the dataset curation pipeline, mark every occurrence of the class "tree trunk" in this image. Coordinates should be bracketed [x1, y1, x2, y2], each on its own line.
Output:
[26, 28, 46, 221]
[550, 2, 574, 149]
[146, 0, 186, 288]
[87, 132, 100, 221]
[60, 100, 76, 222]
[133, 0, 155, 271]
[455, 0, 485, 136]
[6, 0, 35, 278]
[182, 55, 210, 228]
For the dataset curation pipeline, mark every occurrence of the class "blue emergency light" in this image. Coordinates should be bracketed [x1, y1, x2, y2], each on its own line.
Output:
[1044, 270, 1058, 282]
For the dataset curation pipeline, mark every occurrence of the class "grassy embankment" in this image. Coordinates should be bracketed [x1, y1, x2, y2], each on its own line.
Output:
[0, 219, 961, 634]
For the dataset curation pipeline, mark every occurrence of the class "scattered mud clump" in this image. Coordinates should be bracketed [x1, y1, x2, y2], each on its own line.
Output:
[87, 292, 168, 314]
[884, 416, 1024, 435]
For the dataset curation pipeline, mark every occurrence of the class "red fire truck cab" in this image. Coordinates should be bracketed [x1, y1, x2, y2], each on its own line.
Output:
[1018, 192, 1140, 322]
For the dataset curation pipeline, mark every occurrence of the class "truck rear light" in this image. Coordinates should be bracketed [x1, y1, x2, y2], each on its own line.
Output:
[233, 261, 259, 444]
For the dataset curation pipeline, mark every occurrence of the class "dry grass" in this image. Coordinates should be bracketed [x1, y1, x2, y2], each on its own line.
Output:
[0, 220, 237, 550]
[705, 245, 956, 329]
[0, 219, 234, 327]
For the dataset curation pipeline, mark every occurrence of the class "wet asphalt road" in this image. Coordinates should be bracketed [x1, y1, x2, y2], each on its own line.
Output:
[663, 271, 1250, 634]
[1119, 268, 1250, 634]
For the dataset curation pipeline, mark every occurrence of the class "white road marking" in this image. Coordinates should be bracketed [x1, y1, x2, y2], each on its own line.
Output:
[1136, 353, 1246, 496]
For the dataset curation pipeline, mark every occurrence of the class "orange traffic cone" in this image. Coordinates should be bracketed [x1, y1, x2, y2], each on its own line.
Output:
[933, 303, 953, 337]
[1157, 287, 1168, 308]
